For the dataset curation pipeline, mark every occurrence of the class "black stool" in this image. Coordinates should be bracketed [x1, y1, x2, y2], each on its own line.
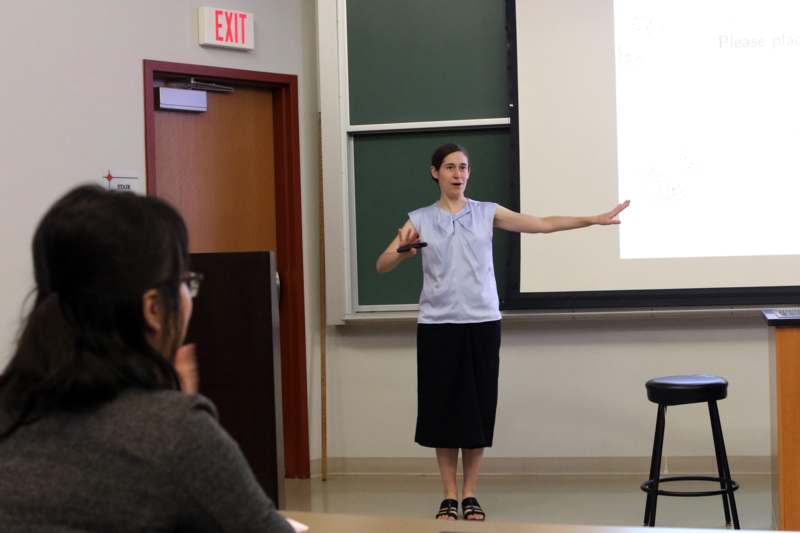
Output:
[642, 375, 740, 528]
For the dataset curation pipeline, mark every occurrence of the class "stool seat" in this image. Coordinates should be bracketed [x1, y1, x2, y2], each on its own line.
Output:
[646, 374, 727, 405]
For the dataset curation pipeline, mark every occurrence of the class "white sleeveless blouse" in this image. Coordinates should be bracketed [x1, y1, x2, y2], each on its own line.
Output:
[408, 199, 501, 324]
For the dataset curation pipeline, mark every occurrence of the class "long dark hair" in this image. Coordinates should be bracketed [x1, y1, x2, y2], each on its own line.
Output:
[0, 185, 189, 436]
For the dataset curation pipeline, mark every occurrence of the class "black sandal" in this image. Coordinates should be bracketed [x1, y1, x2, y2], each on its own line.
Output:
[462, 497, 486, 521]
[436, 498, 459, 520]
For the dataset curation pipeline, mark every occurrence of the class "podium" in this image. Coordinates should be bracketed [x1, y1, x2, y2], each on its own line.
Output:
[763, 309, 800, 530]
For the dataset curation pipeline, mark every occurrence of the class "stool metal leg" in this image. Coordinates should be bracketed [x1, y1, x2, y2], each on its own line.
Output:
[709, 401, 740, 529]
[708, 401, 732, 526]
[644, 404, 667, 527]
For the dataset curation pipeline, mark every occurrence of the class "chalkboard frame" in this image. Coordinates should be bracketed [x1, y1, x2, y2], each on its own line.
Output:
[350, 127, 514, 311]
[343, 0, 515, 311]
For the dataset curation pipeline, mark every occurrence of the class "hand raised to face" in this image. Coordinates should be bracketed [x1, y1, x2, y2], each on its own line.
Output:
[174, 344, 199, 394]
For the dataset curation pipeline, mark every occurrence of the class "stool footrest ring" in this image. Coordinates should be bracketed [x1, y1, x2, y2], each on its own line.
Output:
[641, 475, 739, 497]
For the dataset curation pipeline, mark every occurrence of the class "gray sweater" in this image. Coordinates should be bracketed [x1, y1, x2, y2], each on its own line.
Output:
[0, 390, 294, 533]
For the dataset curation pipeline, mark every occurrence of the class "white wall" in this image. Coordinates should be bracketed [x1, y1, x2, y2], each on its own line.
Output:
[0, 0, 323, 459]
[323, 316, 770, 461]
[0, 0, 774, 469]
[313, 0, 773, 466]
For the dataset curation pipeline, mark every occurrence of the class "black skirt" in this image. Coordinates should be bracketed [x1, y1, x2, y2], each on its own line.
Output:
[415, 320, 501, 449]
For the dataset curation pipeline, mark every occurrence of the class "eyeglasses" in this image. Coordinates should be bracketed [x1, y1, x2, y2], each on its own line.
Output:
[181, 271, 204, 298]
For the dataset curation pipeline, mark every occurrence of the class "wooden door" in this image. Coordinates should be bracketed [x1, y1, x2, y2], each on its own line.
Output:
[144, 61, 310, 480]
[154, 86, 277, 253]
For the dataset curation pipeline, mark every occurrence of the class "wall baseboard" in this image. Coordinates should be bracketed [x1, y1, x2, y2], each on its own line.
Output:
[309, 456, 770, 478]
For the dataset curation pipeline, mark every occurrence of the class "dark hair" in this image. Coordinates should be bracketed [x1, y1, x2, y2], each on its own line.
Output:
[0, 185, 188, 436]
[430, 143, 470, 182]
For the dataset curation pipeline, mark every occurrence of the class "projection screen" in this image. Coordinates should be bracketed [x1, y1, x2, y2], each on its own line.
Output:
[508, 0, 800, 308]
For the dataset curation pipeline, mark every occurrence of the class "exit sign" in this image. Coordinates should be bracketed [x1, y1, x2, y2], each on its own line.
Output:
[198, 7, 254, 50]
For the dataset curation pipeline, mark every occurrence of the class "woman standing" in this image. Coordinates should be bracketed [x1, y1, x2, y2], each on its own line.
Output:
[376, 144, 629, 521]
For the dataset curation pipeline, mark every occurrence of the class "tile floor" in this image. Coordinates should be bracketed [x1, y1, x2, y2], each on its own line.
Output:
[284, 474, 772, 530]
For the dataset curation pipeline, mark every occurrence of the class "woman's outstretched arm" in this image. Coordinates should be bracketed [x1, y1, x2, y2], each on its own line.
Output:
[494, 200, 630, 234]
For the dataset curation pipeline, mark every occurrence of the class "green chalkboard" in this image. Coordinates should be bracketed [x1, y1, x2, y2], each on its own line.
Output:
[346, 0, 509, 125]
[355, 129, 513, 307]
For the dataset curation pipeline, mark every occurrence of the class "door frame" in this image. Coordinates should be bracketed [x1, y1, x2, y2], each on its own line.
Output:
[143, 60, 310, 478]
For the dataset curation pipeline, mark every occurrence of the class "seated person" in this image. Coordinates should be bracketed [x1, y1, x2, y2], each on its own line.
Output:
[0, 185, 293, 533]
